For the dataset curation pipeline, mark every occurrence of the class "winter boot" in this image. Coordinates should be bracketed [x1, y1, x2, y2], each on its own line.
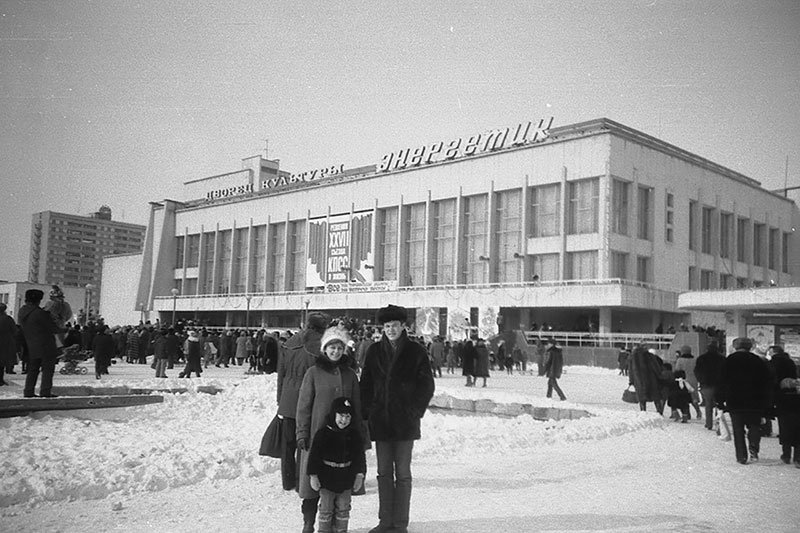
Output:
[333, 517, 349, 533]
[392, 481, 412, 532]
[374, 476, 395, 532]
[301, 497, 318, 533]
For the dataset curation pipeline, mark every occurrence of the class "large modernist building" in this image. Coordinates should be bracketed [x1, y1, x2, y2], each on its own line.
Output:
[100, 118, 799, 339]
[29, 206, 146, 316]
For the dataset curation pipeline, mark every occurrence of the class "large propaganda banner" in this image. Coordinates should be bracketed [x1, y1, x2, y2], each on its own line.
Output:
[306, 211, 374, 288]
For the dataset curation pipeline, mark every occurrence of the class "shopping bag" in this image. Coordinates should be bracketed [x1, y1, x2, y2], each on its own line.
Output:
[622, 385, 638, 404]
[258, 415, 283, 458]
[717, 410, 732, 442]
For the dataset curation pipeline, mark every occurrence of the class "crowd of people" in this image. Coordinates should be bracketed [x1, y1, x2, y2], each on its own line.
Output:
[622, 338, 800, 468]
[3, 286, 798, 531]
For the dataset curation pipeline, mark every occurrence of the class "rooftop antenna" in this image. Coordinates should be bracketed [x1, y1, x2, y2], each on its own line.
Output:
[785, 155, 789, 197]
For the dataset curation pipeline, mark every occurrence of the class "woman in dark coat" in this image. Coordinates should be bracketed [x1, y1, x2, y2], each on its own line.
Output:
[770, 346, 800, 465]
[461, 340, 477, 386]
[628, 345, 666, 414]
[91, 325, 115, 379]
[0, 303, 18, 385]
[474, 338, 490, 387]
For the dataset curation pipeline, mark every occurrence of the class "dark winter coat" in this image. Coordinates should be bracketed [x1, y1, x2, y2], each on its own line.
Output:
[771, 352, 798, 414]
[474, 341, 490, 378]
[544, 346, 564, 379]
[694, 347, 725, 388]
[307, 414, 366, 494]
[0, 313, 18, 367]
[461, 341, 477, 376]
[92, 332, 115, 365]
[429, 340, 445, 368]
[628, 347, 663, 402]
[17, 303, 59, 361]
[277, 328, 323, 419]
[717, 349, 772, 413]
[360, 330, 435, 442]
[296, 355, 361, 499]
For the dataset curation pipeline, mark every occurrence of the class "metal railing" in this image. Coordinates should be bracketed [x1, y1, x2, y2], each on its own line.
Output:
[524, 330, 675, 350]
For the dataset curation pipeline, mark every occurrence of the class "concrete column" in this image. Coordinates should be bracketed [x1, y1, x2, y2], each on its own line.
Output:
[598, 307, 612, 334]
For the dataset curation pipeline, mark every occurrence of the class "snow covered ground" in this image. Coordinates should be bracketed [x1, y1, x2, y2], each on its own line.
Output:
[1, 362, 798, 532]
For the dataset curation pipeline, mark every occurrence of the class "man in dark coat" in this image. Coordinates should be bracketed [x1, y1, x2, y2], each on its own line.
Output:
[694, 340, 726, 430]
[18, 289, 60, 398]
[717, 337, 773, 464]
[544, 339, 566, 401]
[276, 311, 329, 527]
[360, 304, 435, 533]
[0, 303, 19, 385]
[628, 345, 666, 414]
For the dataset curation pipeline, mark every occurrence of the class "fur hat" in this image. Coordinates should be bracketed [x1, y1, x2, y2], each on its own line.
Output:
[49, 285, 64, 299]
[376, 304, 407, 324]
[320, 327, 351, 351]
[779, 377, 798, 390]
[732, 337, 753, 351]
[306, 312, 330, 333]
[329, 396, 354, 417]
[25, 289, 44, 303]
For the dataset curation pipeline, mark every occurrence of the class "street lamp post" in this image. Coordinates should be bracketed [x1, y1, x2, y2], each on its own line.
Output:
[171, 288, 180, 326]
[245, 294, 252, 332]
[84, 283, 94, 325]
[139, 302, 145, 325]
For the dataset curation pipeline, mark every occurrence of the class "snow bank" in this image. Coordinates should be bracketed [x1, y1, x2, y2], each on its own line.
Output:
[0, 370, 664, 508]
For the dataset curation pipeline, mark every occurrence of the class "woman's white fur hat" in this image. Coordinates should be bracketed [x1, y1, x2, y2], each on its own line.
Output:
[320, 327, 351, 351]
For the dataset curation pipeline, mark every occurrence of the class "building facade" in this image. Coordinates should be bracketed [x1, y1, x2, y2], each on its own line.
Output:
[0, 281, 84, 322]
[29, 206, 146, 315]
[102, 118, 799, 338]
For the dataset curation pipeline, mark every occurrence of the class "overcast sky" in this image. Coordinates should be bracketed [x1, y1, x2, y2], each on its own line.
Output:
[1, 0, 798, 281]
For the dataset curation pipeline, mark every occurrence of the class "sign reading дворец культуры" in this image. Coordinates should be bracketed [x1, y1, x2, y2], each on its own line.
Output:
[377, 117, 554, 172]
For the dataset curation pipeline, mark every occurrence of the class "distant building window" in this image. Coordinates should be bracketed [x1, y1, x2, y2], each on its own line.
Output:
[494, 189, 523, 283]
[463, 194, 489, 284]
[688, 201, 697, 251]
[637, 186, 652, 240]
[719, 213, 732, 259]
[611, 180, 629, 235]
[753, 223, 765, 267]
[175, 236, 185, 269]
[530, 253, 559, 282]
[768, 227, 779, 271]
[701, 206, 714, 254]
[565, 251, 597, 280]
[636, 256, 651, 283]
[568, 178, 599, 234]
[783, 232, 791, 273]
[700, 269, 714, 290]
[530, 183, 561, 237]
[432, 199, 457, 285]
[688, 266, 697, 290]
[186, 234, 200, 268]
[610, 251, 628, 279]
[403, 203, 426, 287]
[736, 218, 749, 263]
[377, 207, 398, 282]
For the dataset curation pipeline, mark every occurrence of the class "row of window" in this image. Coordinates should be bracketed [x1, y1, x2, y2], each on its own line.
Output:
[688, 267, 770, 290]
[688, 202, 789, 272]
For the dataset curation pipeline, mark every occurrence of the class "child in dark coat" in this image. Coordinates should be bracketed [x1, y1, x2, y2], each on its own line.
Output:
[668, 369, 695, 423]
[307, 396, 366, 533]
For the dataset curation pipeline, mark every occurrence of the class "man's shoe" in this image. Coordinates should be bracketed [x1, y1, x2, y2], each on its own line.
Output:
[23, 394, 38, 398]
[40, 393, 58, 398]
[737, 459, 748, 464]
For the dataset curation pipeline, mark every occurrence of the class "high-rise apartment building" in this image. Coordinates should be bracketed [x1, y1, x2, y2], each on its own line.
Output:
[28, 206, 146, 316]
